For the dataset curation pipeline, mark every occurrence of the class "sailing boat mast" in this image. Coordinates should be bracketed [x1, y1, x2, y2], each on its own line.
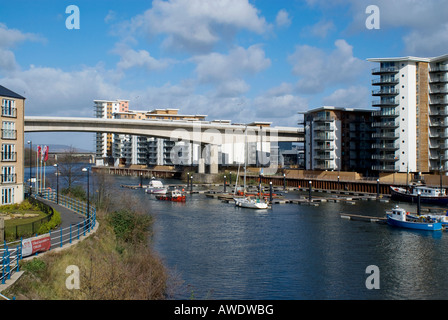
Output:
[243, 125, 248, 196]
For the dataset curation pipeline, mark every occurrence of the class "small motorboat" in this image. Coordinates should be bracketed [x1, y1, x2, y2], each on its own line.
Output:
[156, 189, 186, 202]
[145, 178, 167, 194]
[386, 206, 443, 231]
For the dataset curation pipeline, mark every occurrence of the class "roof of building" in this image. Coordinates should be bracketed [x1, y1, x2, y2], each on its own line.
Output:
[298, 106, 373, 114]
[0, 85, 25, 99]
[367, 53, 448, 63]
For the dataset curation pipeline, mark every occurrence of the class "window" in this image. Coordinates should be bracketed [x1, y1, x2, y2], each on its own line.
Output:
[2, 166, 15, 183]
[2, 99, 16, 117]
[2, 121, 16, 139]
[2, 187, 14, 204]
[1, 144, 15, 161]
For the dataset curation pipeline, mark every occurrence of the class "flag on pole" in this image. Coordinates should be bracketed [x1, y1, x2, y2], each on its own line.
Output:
[43, 145, 49, 162]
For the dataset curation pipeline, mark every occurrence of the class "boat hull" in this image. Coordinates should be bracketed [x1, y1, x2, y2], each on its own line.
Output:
[390, 187, 448, 205]
[387, 214, 443, 231]
[234, 198, 269, 209]
[156, 195, 186, 202]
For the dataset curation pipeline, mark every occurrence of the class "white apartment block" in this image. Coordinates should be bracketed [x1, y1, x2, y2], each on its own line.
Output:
[368, 54, 448, 173]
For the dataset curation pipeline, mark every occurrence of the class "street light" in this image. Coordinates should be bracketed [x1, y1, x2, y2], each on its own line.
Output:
[27, 141, 32, 195]
[53, 164, 59, 204]
[82, 167, 90, 230]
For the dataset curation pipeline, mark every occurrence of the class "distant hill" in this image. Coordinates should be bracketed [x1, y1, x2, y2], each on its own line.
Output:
[26, 144, 94, 153]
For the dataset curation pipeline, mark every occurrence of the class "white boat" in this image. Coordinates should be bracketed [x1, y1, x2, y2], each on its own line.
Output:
[234, 197, 269, 209]
[232, 126, 269, 210]
[145, 178, 167, 194]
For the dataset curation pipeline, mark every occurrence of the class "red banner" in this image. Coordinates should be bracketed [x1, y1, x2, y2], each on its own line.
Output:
[22, 234, 51, 257]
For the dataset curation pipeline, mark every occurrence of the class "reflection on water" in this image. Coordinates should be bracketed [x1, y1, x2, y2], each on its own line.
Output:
[59, 173, 448, 299]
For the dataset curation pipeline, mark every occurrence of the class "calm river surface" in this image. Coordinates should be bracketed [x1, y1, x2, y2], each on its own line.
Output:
[105, 174, 448, 300]
[33, 168, 448, 300]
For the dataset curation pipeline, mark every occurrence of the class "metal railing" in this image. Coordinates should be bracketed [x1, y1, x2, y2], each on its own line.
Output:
[1, 192, 96, 292]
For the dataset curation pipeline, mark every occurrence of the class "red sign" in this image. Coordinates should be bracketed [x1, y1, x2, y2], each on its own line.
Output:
[22, 235, 51, 257]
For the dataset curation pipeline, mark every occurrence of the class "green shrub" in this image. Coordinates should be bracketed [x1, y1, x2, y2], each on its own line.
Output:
[37, 210, 62, 234]
[22, 258, 46, 275]
[108, 209, 152, 244]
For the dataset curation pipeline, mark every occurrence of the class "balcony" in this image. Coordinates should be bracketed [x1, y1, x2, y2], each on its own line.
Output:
[313, 124, 335, 131]
[429, 109, 448, 116]
[371, 165, 399, 172]
[372, 110, 399, 117]
[371, 120, 399, 128]
[372, 89, 399, 96]
[314, 133, 335, 141]
[314, 163, 336, 170]
[314, 144, 334, 151]
[1, 152, 16, 162]
[429, 121, 448, 128]
[371, 67, 399, 75]
[372, 78, 399, 86]
[314, 154, 335, 160]
[371, 143, 399, 150]
[313, 116, 335, 122]
[430, 76, 448, 83]
[429, 88, 448, 94]
[429, 65, 448, 73]
[372, 99, 399, 107]
[372, 132, 399, 139]
[372, 154, 398, 161]
[430, 98, 448, 105]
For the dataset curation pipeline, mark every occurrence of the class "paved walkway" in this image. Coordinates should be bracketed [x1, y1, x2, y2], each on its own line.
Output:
[37, 197, 86, 229]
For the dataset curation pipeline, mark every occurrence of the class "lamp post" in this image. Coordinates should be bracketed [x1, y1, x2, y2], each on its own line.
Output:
[27, 141, 32, 195]
[224, 175, 227, 193]
[190, 175, 193, 193]
[82, 167, 90, 229]
[309, 181, 312, 202]
[283, 173, 286, 191]
[53, 164, 59, 204]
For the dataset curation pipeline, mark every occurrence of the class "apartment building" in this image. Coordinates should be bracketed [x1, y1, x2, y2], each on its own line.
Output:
[368, 54, 448, 173]
[0, 85, 25, 205]
[94, 99, 129, 165]
[300, 106, 374, 173]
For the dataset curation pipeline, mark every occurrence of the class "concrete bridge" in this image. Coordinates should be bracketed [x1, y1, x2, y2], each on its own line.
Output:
[24, 116, 304, 174]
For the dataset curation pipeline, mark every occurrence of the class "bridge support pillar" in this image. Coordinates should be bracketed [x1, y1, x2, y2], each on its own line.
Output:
[209, 144, 219, 174]
[198, 158, 205, 174]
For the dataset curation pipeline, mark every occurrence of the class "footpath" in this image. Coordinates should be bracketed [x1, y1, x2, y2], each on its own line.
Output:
[0, 197, 99, 294]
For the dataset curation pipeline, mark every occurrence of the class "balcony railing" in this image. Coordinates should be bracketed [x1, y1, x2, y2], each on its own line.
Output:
[429, 121, 448, 128]
[372, 110, 399, 117]
[1, 130, 16, 140]
[314, 134, 335, 141]
[1, 152, 16, 162]
[371, 121, 399, 128]
[313, 116, 335, 122]
[371, 143, 399, 150]
[314, 154, 335, 160]
[313, 124, 335, 131]
[371, 67, 399, 75]
[430, 98, 448, 105]
[371, 165, 399, 172]
[1, 174, 16, 184]
[372, 99, 399, 107]
[314, 164, 336, 170]
[430, 76, 448, 83]
[372, 132, 399, 139]
[314, 144, 334, 151]
[372, 78, 399, 85]
[430, 65, 448, 73]
[1, 107, 17, 118]
[372, 89, 399, 96]
[372, 154, 398, 161]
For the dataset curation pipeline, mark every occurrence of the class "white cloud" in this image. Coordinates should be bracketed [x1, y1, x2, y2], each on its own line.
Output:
[115, 47, 173, 72]
[126, 0, 270, 53]
[276, 9, 291, 28]
[288, 39, 368, 94]
[322, 85, 370, 109]
[302, 19, 335, 38]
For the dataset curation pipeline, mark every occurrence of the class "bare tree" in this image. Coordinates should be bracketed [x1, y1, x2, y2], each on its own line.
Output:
[58, 146, 83, 192]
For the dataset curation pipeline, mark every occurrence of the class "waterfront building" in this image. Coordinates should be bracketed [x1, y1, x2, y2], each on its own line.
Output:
[368, 54, 448, 173]
[0, 85, 25, 205]
[300, 106, 374, 173]
[94, 99, 129, 165]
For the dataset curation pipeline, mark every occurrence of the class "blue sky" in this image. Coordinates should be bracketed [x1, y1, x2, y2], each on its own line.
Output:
[1, 0, 448, 150]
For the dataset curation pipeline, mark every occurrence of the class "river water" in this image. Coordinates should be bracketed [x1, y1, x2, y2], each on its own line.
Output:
[108, 175, 448, 300]
[28, 168, 448, 300]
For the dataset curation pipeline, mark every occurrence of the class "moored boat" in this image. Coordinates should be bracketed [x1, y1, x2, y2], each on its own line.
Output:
[386, 206, 443, 231]
[390, 185, 448, 205]
[234, 197, 269, 209]
[156, 189, 186, 202]
[145, 178, 167, 194]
